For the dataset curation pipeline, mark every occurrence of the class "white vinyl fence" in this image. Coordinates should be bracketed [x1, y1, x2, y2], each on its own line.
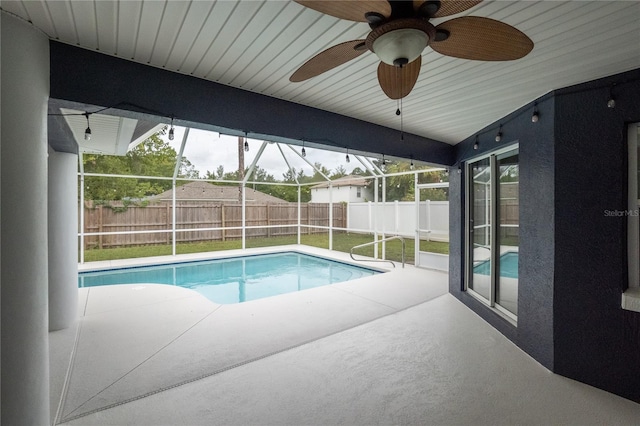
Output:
[347, 201, 449, 242]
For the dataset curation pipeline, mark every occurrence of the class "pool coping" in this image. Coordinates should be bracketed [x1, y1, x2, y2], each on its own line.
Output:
[77, 244, 394, 273]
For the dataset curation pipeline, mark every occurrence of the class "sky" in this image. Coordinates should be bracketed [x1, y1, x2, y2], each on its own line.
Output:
[162, 127, 368, 180]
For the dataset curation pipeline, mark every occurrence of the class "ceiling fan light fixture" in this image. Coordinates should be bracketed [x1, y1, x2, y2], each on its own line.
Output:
[372, 28, 429, 66]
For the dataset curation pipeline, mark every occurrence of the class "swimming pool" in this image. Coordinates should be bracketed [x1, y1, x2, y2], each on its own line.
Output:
[473, 251, 518, 279]
[78, 252, 380, 304]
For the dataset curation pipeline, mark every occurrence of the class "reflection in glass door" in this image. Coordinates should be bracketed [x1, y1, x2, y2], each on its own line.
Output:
[466, 147, 519, 321]
[468, 158, 492, 301]
[496, 152, 519, 316]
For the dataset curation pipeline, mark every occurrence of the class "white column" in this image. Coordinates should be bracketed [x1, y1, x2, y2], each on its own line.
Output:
[79, 153, 86, 263]
[297, 186, 301, 244]
[426, 199, 432, 242]
[1, 12, 51, 425]
[328, 183, 333, 251]
[381, 176, 386, 259]
[373, 179, 379, 259]
[414, 174, 420, 267]
[242, 183, 246, 249]
[394, 200, 399, 234]
[49, 151, 79, 331]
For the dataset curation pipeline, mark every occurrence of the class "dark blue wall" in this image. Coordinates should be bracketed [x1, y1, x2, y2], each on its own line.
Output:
[450, 68, 640, 402]
[449, 95, 556, 370]
[553, 70, 640, 401]
[48, 41, 453, 165]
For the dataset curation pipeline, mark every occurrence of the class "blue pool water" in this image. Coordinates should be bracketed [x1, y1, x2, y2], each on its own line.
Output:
[78, 252, 380, 304]
[473, 252, 518, 279]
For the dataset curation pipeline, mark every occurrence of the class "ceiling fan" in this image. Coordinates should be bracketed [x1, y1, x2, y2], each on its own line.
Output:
[290, 0, 533, 100]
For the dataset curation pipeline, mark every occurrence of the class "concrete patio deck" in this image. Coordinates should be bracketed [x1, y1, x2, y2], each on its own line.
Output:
[50, 246, 640, 425]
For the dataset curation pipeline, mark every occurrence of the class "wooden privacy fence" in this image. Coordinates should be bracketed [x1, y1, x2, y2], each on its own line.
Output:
[82, 202, 346, 249]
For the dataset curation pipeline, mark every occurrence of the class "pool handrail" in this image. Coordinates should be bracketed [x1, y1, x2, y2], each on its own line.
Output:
[350, 236, 405, 269]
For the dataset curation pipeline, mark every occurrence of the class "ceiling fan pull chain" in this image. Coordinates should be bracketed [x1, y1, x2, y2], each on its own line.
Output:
[400, 66, 404, 141]
[400, 96, 404, 141]
[395, 65, 402, 116]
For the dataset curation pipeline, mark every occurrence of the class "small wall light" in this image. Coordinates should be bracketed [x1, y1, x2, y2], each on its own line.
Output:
[531, 103, 539, 123]
[84, 112, 91, 141]
[607, 85, 616, 108]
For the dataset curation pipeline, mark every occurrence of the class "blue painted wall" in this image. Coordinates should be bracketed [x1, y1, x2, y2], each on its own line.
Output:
[48, 42, 454, 165]
[450, 68, 640, 402]
[553, 70, 640, 401]
[449, 94, 556, 370]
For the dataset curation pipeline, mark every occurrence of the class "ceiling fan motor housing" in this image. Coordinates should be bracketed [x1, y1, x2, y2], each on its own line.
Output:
[366, 19, 436, 67]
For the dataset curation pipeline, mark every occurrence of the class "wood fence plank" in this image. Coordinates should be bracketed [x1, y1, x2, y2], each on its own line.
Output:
[83, 202, 345, 248]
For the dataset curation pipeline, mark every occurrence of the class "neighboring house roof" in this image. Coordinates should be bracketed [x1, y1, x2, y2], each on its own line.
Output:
[149, 181, 287, 203]
[311, 175, 370, 189]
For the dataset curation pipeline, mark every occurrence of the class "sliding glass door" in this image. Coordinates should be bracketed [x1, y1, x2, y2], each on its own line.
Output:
[496, 151, 519, 316]
[466, 147, 519, 321]
[468, 158, 492, 300]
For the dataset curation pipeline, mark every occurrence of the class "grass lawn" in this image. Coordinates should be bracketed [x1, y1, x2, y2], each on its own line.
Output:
[82, 232, 449, 263]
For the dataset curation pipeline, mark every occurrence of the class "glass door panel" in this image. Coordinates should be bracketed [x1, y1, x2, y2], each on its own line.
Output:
[466, 147, 519, 320]
[496, 152, 519, 315]
[469, 158, 492, 301]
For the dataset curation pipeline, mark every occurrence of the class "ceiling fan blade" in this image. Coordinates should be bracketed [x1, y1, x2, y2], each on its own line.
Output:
[413, 1, 482, 18]
[431, 16, 533, 61]
[377, 56, 422, 100]
[295, 0, 391, 22]
[290, 40, 368, 82]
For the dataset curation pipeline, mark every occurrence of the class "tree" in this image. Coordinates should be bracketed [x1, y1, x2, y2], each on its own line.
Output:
[250, 166, 304, 202]
[381, 161, 415, 201]
[83, 132, 196, 201]
[331, 165, 347, 179]
[351, 166, 371, 176]
[363, 161, 449, 202]
[282, 167, 298, 183]
[202, 165, 224, 180]
[308, 162, 331, 182]
[417, 169, 449, 201]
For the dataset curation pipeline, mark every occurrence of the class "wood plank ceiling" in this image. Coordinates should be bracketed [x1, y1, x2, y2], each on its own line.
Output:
[2, 0, 639, 144]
